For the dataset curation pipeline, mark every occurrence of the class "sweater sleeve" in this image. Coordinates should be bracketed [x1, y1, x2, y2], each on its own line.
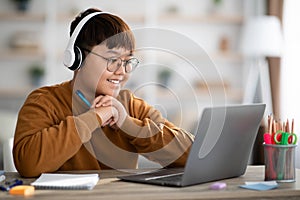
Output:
[118, 91, 195, 168]
[13, 90, 100, 177]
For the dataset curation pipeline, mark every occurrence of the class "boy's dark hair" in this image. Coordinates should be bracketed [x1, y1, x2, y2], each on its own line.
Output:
[70, 8, 135, 51]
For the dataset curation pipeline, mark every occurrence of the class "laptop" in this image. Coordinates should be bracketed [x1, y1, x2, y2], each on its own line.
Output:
[118, 104, 266, 187]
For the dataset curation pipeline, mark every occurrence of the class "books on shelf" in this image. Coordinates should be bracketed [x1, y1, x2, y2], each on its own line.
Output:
[31, 173, 99, 190]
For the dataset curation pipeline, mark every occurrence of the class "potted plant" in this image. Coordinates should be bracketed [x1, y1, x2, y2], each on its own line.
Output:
[158, 68, 172, 86]
[11, 0, 32, 12]
[28, 64, 45, 86]
[210, 0, 224, 14]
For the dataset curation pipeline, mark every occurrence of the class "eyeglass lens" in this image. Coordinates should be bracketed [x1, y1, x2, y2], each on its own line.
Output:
[107, 58, 139, 73]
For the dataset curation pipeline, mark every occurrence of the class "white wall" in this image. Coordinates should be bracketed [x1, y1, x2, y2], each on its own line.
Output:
[281, 0, 300, 168]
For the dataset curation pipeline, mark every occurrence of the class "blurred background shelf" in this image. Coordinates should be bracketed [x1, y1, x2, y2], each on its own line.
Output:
[0, 88, 32, 99]
[0, 49, 45, 61]
[158, 13, 244, 24]
[0, 12, 45, 22]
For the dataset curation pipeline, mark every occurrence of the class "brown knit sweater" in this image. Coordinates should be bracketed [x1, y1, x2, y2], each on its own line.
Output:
[13, 81, 194, 177]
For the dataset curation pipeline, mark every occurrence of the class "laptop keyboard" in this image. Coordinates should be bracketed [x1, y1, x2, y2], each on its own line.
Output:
[119, 168, 185, 186]
[141, 168, 184, 186]
[154, 173, 183, 182]
[141, 168, 184, 179]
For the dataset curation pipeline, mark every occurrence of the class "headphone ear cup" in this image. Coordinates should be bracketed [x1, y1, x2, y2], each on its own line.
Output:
[69, 46, 84, 71]
[64, 12, 114, 70]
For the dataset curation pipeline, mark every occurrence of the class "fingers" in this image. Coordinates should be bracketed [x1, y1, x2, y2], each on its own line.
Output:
[92, 95, 113, 108]
[92, 95, 126, 127]
[94, 105, 119, 127]
[101, 108, 119, 127]
[102, 118, 117, 127]
[101, 118, 113, 127]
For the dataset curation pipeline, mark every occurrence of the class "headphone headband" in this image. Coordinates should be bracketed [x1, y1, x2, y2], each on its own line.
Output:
[63, 11, 115, 70]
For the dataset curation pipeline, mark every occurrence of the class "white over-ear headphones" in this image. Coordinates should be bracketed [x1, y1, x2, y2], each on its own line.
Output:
[63, 11, 114, 71]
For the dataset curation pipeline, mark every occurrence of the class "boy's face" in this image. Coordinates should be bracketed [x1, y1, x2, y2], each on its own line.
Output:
[80, 44, 132, 98]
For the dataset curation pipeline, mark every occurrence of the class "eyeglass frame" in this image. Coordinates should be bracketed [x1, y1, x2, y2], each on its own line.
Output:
[81, 47, 139, 73]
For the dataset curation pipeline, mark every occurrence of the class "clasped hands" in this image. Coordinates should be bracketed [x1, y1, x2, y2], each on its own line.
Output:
[91, 95, 127, 127]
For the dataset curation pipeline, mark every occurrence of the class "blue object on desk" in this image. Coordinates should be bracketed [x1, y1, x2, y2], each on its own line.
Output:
[239, 181, 278, 191]
[0, 179, 23, 191]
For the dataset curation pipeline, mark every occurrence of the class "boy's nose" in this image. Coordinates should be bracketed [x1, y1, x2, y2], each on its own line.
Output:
[115, 62, 126, 74]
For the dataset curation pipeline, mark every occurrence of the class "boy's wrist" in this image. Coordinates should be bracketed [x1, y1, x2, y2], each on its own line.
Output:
[74, 110, 100, 143]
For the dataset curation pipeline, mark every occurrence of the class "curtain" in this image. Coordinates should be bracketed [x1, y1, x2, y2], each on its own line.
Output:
[267, 0, 284, 120]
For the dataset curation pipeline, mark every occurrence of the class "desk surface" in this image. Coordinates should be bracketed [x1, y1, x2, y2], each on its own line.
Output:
[1, 166, 300, 200]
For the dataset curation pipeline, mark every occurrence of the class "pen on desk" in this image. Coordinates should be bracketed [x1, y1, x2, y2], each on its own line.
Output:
[0, 179, 23, 191]
[76, 90, 92, 108]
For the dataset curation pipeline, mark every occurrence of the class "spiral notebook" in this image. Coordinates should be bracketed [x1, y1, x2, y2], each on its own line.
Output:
[31, 173, 99, 190]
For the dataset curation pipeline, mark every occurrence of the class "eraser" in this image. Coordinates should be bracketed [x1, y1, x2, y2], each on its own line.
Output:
[209, 182, 227, 190]
[9, 185, 35, 196]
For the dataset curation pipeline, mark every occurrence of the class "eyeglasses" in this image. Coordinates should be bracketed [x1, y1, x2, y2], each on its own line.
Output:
[81, 47, 139, 73]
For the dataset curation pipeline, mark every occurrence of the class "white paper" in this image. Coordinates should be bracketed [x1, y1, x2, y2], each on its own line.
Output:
[31, 173, 99, 190]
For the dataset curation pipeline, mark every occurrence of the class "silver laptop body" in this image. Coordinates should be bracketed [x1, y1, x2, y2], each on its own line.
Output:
[118, 104, 266, 187]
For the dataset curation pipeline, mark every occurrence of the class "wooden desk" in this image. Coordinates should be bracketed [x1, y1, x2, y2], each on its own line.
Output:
[1, 166, 300, 199]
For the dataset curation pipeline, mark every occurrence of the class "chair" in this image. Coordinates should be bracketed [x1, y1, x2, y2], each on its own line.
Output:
[0, 110, 17, 172]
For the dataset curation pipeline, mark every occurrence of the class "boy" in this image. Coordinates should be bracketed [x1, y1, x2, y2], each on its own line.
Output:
[13, 8, 194, 178]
